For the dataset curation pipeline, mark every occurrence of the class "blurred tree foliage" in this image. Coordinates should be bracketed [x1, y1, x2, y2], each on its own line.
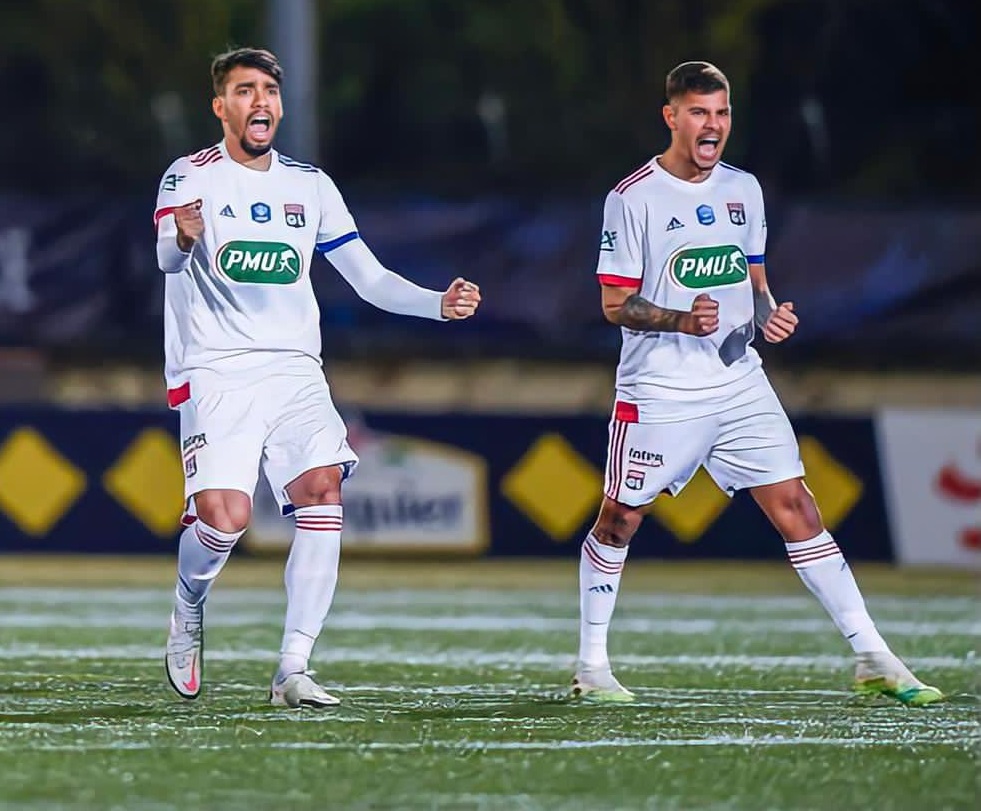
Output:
[0, 0, 975, 198]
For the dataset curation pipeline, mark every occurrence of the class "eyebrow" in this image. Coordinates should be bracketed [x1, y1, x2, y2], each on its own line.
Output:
[232, 80, 280, 90]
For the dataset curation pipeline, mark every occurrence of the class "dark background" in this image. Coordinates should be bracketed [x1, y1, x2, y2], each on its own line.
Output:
[0, 0, 978, 368]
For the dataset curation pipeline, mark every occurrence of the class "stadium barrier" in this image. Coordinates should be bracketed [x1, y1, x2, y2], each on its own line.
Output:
[1, 406, 938, 563]
[875, 409, 980, 567]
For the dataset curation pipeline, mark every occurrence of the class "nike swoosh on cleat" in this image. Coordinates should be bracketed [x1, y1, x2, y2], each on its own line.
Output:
[181, 653, 199, 692]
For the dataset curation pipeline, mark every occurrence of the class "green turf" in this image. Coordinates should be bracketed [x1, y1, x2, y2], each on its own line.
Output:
[0, 559, 976, 810]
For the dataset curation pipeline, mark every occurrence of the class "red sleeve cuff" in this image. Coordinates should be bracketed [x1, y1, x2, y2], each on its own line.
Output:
[154, 206, 177, 229]
[597, 273, 642, 289]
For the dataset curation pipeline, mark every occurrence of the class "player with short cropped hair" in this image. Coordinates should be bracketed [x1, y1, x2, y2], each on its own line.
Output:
[572, 61, 941, 705]
[156, 47, 480, 708]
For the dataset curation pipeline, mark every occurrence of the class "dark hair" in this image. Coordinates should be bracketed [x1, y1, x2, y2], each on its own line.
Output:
[211, 47, 283, 95]
[665, 61, 729, 102]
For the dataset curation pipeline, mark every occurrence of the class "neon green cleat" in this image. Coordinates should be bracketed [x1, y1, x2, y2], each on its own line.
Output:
[569, 666, 636, 704]
[854, 652, 945, 706]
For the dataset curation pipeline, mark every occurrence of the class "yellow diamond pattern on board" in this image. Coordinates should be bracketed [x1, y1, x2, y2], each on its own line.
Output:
[502, 433, 603, 542]
[799, 435, 863, 530]
[103, 428, 184, 536]
[650, 467, 729, 543]
[0, 427, 86, 536]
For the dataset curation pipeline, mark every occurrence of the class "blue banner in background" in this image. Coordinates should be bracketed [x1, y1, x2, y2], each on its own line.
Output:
[0, 408, 891, 560]
[0, 195, 978, 365]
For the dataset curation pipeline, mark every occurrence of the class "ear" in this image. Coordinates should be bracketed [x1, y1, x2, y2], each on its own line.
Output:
[662, 103, 676, 131]
[212, 96, 224, 122]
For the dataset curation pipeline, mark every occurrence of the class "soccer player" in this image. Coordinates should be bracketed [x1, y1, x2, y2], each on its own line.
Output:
[572, 61, 942, 706]
[155, 48, 480, 708]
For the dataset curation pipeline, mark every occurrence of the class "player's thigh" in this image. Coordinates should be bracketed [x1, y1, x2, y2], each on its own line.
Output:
[604, 417, 713, 507]
[262, 372, 359, 511]
[177, 384, 263, 502]
[705, 381, 805, 495]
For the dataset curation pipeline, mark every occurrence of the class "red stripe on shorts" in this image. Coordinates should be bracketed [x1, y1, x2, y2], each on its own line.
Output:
[167, 382, 190, 408]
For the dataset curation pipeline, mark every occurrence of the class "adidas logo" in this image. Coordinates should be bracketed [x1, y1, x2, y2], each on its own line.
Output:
[219, 205, 235, 218]
[588, 584, 614, 594]
[666, 217, 684, 231]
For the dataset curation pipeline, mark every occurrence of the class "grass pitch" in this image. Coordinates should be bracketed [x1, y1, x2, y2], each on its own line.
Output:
[0, 557, 976, 810]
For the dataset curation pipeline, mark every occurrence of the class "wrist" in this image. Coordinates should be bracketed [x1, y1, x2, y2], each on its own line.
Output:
[176, 233, 195, 253]
[753, 288, 776, 329]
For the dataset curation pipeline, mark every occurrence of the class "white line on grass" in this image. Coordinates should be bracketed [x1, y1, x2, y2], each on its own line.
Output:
[1, 733, 974, 753]
[0, 588, 973, 616]
[0, 611, 976, 637]
[0, 644, 974, 671]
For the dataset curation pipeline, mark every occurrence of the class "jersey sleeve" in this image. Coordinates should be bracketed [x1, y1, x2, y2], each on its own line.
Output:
[746, 176, 767, 264]
[154, 158, 200, 274]
[153, 158, 200, 230]
[595, 191, 644, 288]
[315, 171, 359, 253]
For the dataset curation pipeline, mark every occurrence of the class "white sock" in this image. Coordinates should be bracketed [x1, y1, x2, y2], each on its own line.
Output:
[278, 505, 343, 679]
[175, 519, 244, 606]
[578, 533, 629, 669]
[786, 531, 889, 654]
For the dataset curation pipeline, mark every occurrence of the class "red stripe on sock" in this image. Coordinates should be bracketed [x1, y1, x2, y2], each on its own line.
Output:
[789, 548, 842, 567]
[788, 542, 839, 561]
[195, 526, 236, 553]
[583, 538, 623, 575]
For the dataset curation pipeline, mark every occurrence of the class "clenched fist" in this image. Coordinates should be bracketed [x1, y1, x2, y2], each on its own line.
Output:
[175, 199, 204, 252]
[681, 293, 719, 336]
[762, 301, 798, 343]
[441, 277, 481, 320]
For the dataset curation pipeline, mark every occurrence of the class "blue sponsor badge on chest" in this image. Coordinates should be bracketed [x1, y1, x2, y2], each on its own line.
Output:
[251, 202, 271, 223]
[696, 204, 715, 225]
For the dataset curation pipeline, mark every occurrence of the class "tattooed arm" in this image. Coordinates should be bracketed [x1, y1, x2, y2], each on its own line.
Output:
[601, 285, 719, 336]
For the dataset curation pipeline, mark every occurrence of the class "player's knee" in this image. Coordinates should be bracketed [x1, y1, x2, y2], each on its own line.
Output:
[767, 481, 823, 536]
[288, 465, 343, 507]
[194, 490, 251, 533]
[592, 501, 644, 548]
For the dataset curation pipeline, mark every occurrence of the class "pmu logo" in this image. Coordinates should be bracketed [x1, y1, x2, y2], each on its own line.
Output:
[668, 245, 748, 289]
[284, 203, 306, 228]
[216, 241, 301, 284]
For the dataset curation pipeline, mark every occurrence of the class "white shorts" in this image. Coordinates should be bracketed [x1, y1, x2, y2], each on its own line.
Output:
[173, 361, 358, 513]
[604, 376, 804, 507]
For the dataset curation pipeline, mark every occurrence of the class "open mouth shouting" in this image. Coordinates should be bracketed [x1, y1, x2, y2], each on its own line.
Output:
[696, 135, 721, 162]
[247, 113, 273, 144]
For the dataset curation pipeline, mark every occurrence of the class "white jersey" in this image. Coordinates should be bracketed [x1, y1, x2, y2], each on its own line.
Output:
[154, 141, 357, 388]
[596, 157, 768, 420]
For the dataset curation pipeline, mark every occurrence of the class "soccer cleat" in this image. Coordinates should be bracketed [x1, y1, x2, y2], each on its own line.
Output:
[270, 671, 340, 709]
[853, 651, 944, 706]
[165, 600, 204, 700]
[569, 665, 636, 704]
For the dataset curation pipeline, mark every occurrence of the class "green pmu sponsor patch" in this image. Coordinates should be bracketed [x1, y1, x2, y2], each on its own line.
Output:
[669, 245, 748, 288]
[216, 241, 302, 284]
